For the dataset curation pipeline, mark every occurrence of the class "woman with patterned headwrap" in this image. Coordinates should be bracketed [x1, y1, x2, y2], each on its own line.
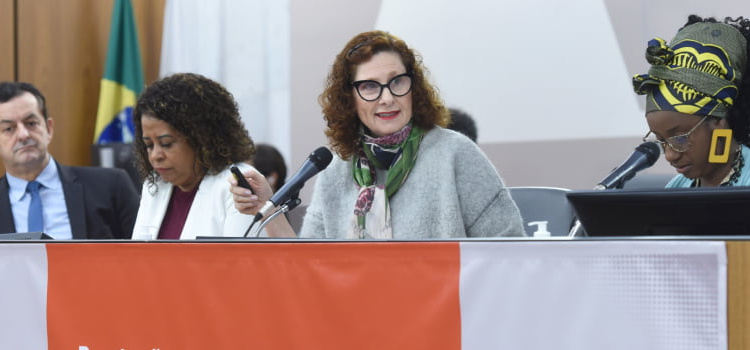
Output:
[231, 31, 525, 238]
[634, 15, 750, 187]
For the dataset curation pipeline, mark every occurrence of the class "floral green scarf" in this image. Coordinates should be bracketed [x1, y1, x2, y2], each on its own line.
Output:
[349, 124, 424, 238]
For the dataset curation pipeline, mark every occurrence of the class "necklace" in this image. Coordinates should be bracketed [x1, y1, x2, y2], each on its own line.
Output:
[722, 146, 744, 186]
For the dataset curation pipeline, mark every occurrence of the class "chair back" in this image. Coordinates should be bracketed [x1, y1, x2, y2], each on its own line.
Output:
[508, 186, 575, 237]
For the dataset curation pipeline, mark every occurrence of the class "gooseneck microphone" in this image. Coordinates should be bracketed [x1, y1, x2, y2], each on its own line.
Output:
[255, 146, 333, 221]
[570, 141, 661, 237]
[594, 142, 661, 190]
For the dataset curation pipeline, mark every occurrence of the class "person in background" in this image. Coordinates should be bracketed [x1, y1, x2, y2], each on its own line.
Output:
[447, 107, 478, 143]
[634, 15, 750, 187]
[131, 73, 288, 239]
[253, 143, 287, 192]
[232, 31, 525, 238]
[0, 82, 139, 239]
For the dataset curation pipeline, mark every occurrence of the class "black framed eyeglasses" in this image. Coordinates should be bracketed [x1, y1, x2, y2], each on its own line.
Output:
[642, 115, 708, 153]
[351, 73, 413, 102]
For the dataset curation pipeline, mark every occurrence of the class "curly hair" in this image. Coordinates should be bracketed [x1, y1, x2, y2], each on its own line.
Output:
[133, 73, 255, 188]
[683, 15, 750, 146]
[318, 30, 449, 160]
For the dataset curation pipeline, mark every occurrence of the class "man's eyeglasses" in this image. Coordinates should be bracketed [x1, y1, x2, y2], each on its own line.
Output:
[642, 115, 708, 153]
[352, 73, 412, 102]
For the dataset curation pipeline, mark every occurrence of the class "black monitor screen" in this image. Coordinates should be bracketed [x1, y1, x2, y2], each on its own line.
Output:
[566, 187, 750, 237]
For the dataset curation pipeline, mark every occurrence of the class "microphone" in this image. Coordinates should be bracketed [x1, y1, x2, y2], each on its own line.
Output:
[594, 142, 661, 190]
[569, 141, 661, 237]
[256, 146, 333, 220]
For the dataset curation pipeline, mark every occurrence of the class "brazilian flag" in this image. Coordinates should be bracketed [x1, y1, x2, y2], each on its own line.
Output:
[94, 0, 144, 144]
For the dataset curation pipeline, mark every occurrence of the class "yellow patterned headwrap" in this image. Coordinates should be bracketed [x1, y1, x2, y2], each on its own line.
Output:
[633, 22, 747, 118]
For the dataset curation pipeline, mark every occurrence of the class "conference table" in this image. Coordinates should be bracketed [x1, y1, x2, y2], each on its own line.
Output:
[0, 237, 747, 350]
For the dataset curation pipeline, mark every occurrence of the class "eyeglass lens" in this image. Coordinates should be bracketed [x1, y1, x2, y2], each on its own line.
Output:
[354, 74, 412, 101]
[644, 133, 691, 152]
[642, 115, 707, 152]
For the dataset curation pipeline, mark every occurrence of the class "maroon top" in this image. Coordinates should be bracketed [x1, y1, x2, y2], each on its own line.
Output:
[157, 185, 199, 239]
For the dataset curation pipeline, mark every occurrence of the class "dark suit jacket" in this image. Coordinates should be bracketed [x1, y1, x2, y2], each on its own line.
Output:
[0, 163, 140, 239]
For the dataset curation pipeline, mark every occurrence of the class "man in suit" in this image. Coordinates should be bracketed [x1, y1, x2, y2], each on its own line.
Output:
[0, 82, 139, 239]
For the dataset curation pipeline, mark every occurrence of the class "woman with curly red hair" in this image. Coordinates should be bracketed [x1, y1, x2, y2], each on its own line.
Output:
[234, 31, 524, 238]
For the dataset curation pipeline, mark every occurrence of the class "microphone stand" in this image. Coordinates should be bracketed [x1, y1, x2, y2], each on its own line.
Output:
[570, 142, 659, 237]
[568, 220, 584, 237]
[249, 196, 301, 238]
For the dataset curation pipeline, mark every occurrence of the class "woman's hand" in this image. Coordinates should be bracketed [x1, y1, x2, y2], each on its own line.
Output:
[229, 168, 297, 238]
[229, 168, 273, 216]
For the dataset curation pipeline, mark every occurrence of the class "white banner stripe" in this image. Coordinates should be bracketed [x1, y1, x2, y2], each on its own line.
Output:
[0, 244, 48, 349]
[459, 241, 727, 350]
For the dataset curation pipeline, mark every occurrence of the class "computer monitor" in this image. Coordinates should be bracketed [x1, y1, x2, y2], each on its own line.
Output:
[566, 187, 750, 237]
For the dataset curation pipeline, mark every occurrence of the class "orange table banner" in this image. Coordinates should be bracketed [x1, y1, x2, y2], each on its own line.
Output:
[0, 241, 727, 350]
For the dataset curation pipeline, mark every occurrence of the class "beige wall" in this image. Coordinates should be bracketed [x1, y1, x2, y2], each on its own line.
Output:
[289, 0, 382, 200]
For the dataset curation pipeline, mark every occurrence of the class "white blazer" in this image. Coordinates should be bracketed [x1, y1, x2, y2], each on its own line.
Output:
[132, 164, 255, 239]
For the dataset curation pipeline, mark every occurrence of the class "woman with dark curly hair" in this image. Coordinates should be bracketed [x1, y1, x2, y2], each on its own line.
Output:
[233, 31, 524, 238]
[634, 15, 750, 187]
[131, 73, 264, 239]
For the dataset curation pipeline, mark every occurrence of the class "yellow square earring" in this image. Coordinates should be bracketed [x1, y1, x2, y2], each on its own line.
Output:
[708, 129, 733, 163]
